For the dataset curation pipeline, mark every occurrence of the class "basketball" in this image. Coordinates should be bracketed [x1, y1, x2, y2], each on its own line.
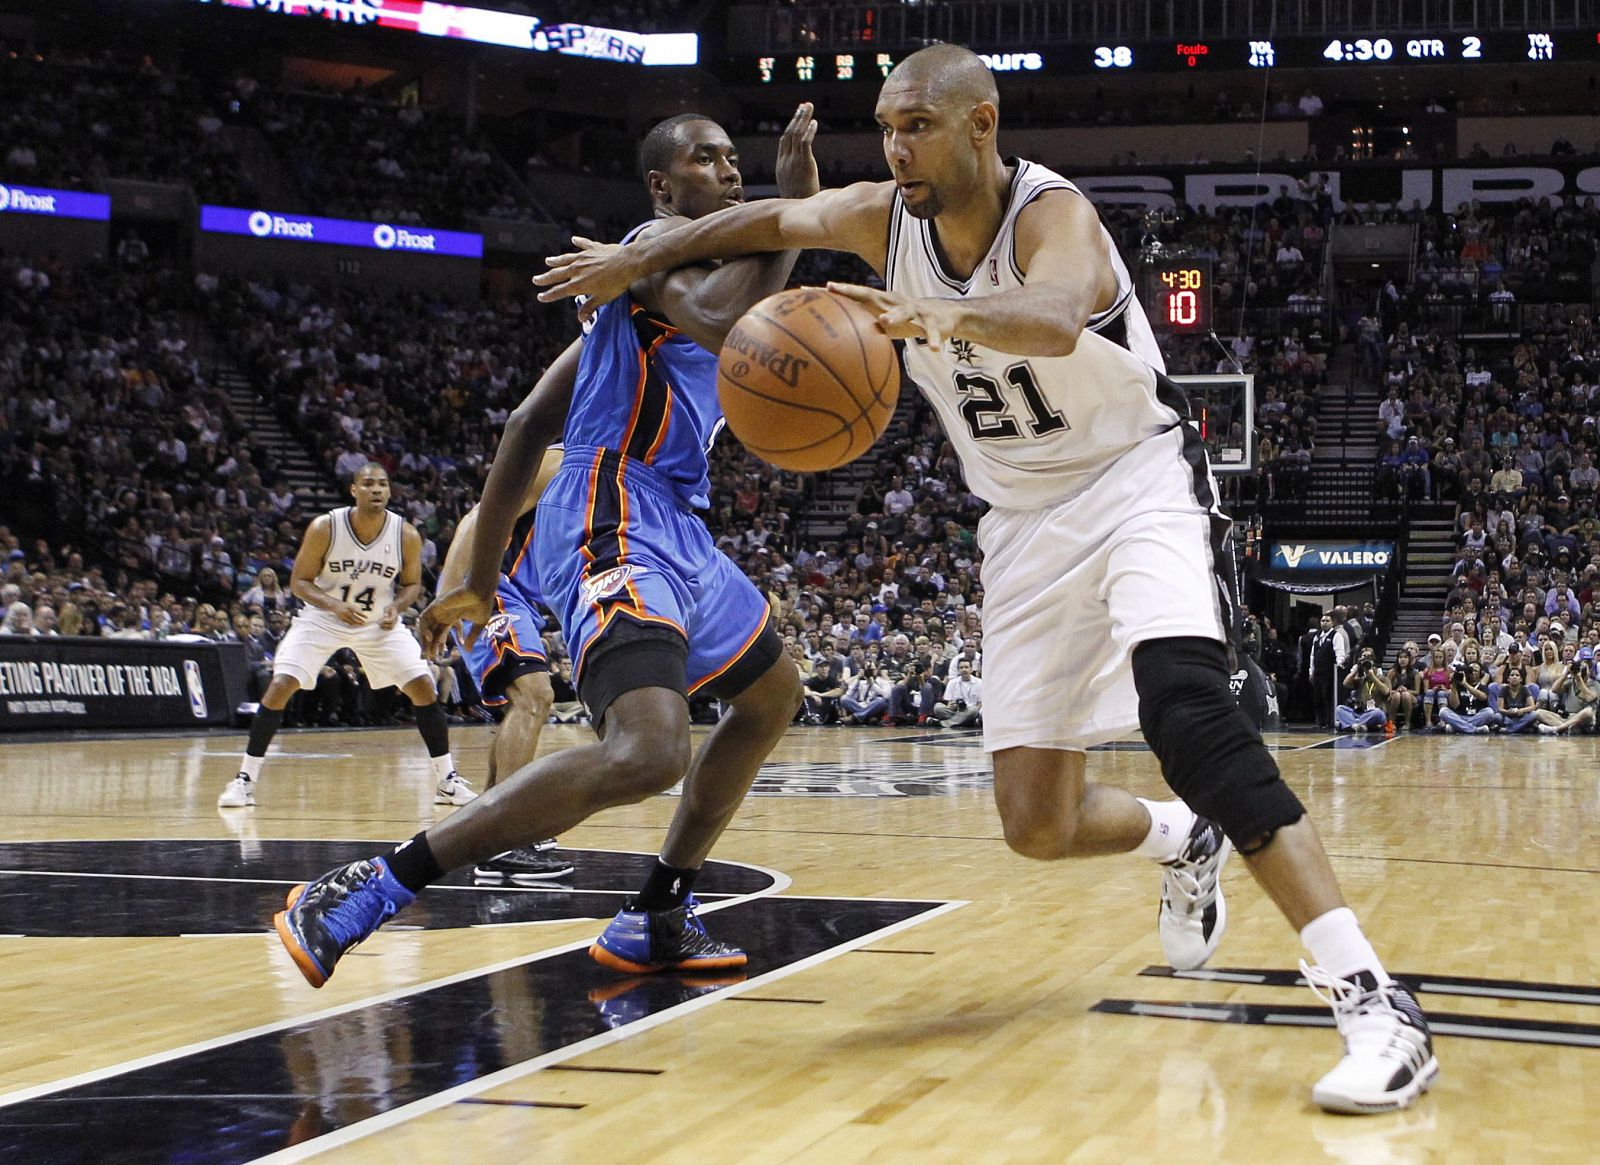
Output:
[717, 287, 899, 473]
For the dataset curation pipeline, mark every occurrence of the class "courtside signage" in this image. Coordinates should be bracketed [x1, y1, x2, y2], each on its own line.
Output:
[186, 0, 698, 65]
[199, 205, 483, 258]
[0, 182, 111, 222]
[1271, 541, 1395, 570]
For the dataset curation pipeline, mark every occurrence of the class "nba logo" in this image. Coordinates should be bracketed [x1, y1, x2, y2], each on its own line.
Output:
[988, 257, 999, 285]
[183, 660, 208, 720]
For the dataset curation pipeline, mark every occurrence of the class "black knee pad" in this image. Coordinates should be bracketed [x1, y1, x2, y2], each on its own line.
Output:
[1131, 637, 1304, 852]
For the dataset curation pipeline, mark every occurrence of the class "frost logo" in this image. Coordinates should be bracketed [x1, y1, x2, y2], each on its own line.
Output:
[247, 211, 274, 237]
[372, 223, 398, 250]
[0, 185, 9, 212]
[1280, 544, 1311, 568]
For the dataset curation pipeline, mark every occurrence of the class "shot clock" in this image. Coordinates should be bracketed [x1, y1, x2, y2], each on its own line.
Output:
[1144, 259, 1213, 335]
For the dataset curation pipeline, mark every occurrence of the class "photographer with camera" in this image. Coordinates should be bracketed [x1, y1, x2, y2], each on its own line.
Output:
[1385, 646, 1422, 731]
[1534, 644, 1600, 735]
[1336, 647, 1391, 732]
[931, 656, 982, 729]
[840, 661, 895, 726]
[1439, 660, 1499, 734]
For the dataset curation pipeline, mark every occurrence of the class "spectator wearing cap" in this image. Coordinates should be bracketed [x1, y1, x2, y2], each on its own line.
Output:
[1401, 437, 1433, 498]
[1433, 438, 1462, 500]
[802, 660, 844, 725]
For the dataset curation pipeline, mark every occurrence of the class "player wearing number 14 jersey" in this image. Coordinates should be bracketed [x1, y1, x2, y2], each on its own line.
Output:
[217, 463, 475, 809]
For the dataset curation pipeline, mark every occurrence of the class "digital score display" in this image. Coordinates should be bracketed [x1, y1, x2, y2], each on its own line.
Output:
[1145, 259, 1213, 335]
[730, 30, 1592, 83]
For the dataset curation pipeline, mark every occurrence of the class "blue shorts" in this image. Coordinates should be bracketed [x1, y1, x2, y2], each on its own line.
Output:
[532, 448, 772, 700]
[459, 575, 548, 706]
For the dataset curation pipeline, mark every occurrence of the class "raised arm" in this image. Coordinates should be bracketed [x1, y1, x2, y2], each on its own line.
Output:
[536, 181, 895, 318]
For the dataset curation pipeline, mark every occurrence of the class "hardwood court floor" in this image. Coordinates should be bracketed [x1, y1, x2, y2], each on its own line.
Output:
[0, 723, 1595, 1163]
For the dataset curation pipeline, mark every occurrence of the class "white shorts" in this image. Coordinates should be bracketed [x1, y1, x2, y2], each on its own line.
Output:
[273, 613, 431, 692]
[977, 426, 1232, 753]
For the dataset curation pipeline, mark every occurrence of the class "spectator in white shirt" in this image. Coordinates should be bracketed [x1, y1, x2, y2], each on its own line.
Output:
[883, 475, 915, 516]
[933, 658, 982, 727]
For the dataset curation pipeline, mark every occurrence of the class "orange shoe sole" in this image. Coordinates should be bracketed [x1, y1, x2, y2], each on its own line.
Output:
[274, 884, 328, 989]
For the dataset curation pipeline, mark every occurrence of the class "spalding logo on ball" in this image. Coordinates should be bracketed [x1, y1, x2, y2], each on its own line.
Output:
[718, 288, 899, 473]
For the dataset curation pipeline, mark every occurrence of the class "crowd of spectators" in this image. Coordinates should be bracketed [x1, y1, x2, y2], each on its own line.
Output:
[1352, 279, 1600, 733]
[1, 41, 253, 204]
[242, 84, 546, 228]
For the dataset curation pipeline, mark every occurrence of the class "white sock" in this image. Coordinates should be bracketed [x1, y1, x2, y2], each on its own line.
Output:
[1133, 798, 1196, 861]
[1300, 906, 1391, 984]
[239, 755, 265, 782]
[430, 753, 456, 783]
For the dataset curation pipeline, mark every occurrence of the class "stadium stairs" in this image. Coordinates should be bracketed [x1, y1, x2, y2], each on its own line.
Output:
[213, 361, 344, 512]
[798, 386, 919, 541]
[1265, 346, 1456, 663]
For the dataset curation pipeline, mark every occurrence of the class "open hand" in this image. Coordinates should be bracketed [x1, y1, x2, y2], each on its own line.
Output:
[419, 584, 494, 659]
[827, 282, 961, 351]
[534, 237, 634, 322]
[775, 102, 819, 200]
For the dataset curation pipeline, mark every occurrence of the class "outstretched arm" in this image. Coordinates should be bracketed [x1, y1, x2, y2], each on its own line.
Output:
[536, 180, 896, 319]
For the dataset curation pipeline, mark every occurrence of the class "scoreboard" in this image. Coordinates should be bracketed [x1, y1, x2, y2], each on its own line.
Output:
[731, 30, 1594, 84]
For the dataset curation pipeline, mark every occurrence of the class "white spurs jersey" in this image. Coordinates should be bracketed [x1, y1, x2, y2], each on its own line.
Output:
[304, 507, 406, 624]
[887, 159, 1182, 509]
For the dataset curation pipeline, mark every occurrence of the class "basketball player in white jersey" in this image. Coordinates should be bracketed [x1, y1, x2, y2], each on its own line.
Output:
[535, 44, 1436, 1115]
[217, 463, 476, 809]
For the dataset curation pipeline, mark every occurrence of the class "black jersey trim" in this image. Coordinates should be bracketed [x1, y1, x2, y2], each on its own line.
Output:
[920, 161, 1027, 293]
[341, 507, 386, 552]
[1004, 173, 1078, 282]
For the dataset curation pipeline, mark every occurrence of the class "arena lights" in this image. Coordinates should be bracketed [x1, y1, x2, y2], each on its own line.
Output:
[0, 182, 111, 222]
[187, 0, 698, 66]
[200, 205, 484, 258]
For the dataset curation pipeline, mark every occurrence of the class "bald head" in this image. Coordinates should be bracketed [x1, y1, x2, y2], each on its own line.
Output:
[886, 44, 999, 112]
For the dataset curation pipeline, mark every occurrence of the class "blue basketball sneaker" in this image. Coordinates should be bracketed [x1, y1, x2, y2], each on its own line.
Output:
[589, 896, 747, 974]
[274, 857, 415, 988]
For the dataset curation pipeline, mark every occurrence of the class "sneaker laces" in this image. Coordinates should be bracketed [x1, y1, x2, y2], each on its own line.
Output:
[1161, 858, 1217, 917]
[320, 864, 401, 949]
[1301, 961, 1407, 1055]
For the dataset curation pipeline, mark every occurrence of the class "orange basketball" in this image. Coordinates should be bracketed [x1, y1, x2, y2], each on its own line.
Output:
[717, 287, 899, 473]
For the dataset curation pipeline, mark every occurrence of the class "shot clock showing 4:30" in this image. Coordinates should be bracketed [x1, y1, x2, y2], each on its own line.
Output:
[1144, 259, 1212, 335]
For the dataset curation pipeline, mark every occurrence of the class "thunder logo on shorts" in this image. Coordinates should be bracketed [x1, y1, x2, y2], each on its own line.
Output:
[461, 511, 549, 706]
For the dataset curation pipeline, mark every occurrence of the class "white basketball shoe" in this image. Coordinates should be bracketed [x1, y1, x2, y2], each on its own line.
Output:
[1157, 815, 1231, 970]
[1303, 962, 1439, 1114]
[433, 772, 478, 806]
[217, 774, 256, 808]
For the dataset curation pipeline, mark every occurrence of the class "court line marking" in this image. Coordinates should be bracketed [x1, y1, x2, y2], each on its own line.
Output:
[251, 899, 967, 1164]
[0, 857, 792, 1111]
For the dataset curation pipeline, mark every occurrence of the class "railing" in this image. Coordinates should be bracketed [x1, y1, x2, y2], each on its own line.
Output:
[738, 0, 1600, 53]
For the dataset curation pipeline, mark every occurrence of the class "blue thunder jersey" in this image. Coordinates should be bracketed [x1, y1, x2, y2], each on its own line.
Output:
[560, 223, 723, 510]
[458, 510, 550, 705]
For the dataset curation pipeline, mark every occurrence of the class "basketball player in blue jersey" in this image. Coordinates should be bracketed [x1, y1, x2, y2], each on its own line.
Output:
[533, 46, 1437, 1115]
[435, 448, 574, 883]
[275, 108, 819, 987]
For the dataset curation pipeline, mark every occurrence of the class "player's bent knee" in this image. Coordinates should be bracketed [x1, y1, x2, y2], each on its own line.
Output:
[602, 730, 692, 800]
[1132, 637, 1305, 852]
[992, 751, 1085, 860]
[506, 672, 554, 722]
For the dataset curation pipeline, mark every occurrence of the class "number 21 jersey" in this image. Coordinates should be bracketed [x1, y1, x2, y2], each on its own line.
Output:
[886, 158, 1182, 510]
